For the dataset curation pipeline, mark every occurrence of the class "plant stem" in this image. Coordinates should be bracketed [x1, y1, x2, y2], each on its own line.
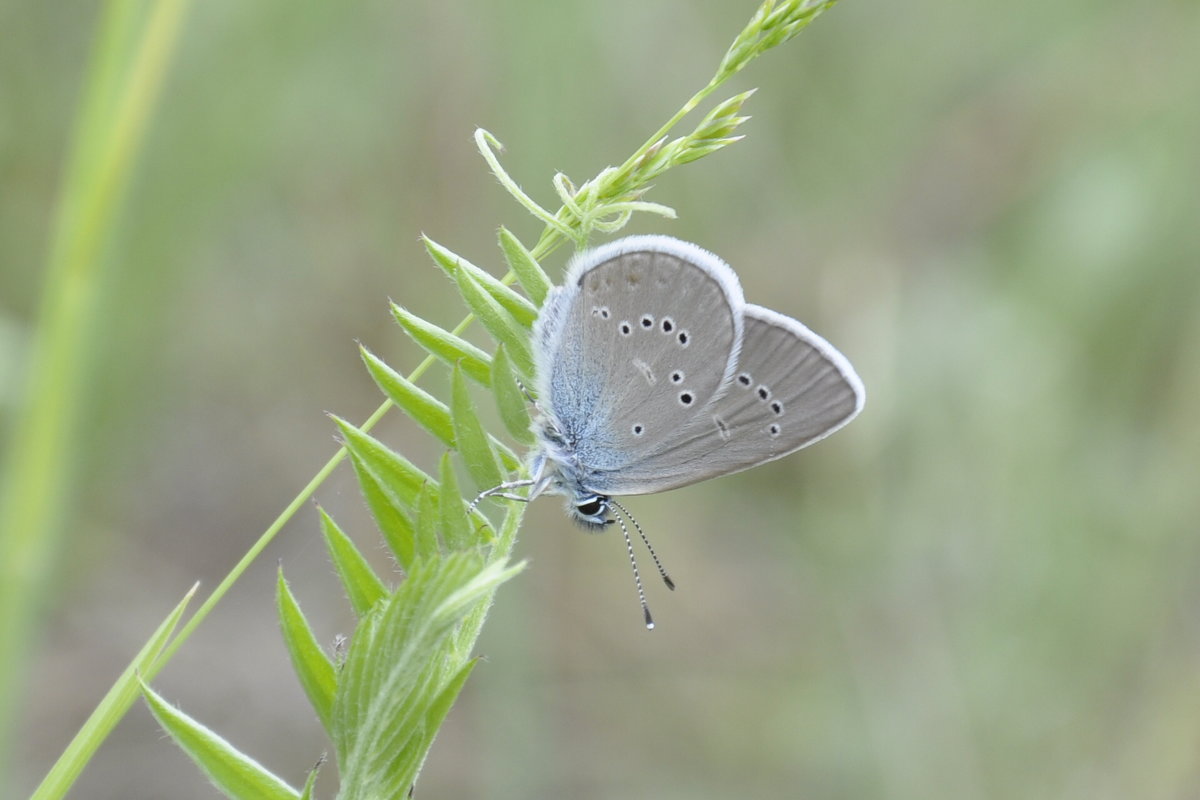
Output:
[0, 0, 191, 780]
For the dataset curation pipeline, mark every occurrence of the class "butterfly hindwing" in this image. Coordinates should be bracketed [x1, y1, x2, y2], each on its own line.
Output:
[595, 304, 864, 495]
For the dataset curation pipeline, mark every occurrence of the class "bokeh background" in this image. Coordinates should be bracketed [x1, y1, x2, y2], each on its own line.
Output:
[4, 0, 1200, 798]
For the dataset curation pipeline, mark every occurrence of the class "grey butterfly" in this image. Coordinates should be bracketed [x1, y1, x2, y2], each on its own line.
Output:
[480, 235, 864, 626]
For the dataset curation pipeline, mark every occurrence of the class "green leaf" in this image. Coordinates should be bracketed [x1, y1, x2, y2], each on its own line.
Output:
[333, 414, 438, 510]
[390, 304, 492, 386]
[360, 344, 519, 476]
[320, 508, 389, 617]
[447, 263, 536, 381]
[423, 657, 478, 737]
[424, 236, 538, 327]
[360, 345, 455, 448]
[491, 343, 536, 445]
[498, 226, 553, 307]
[140, 679, 301, 800]
[438, 452, 474, 551]
[299, 763, 321, 800]
[333, 555, 523, 800]
[388, 658, 479, 788]
[30, 583, 197, 800]
[276, 569, 336, 733]
[332, 424, 418, 571]
[415, 484, 441, 560]
[369, 478, 418, 575]
[450, 364, 505, 493]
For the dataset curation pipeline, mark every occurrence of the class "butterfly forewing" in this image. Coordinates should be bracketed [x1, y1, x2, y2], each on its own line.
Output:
[596, 304, 864, 495]
[535, 238, 745, 482]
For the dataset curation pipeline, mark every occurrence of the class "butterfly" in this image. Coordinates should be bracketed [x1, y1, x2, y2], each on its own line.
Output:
[478, 235, 864, 626]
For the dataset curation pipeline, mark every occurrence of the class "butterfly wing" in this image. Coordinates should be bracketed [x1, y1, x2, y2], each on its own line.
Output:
[533, 236, 745, 481]
[591, 303, 865, 495]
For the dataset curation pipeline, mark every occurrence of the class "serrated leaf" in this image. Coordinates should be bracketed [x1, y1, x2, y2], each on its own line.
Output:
[450, 265, 536, 381]
[277, 569, 336, 733]
[333, 415, 438, 510]
[498, 227, 552, 307]
[361, 345, 455, 448]
[438, 452, 474, 551]
[320, 508, 389, 617]
[424, 236, 538, 326]
[140, 679, 301, 800]
[450, 364, 505, 493]
[491, 343, 536, 445]
[31, 584, 197, 800]
[390, 304, 492, 386]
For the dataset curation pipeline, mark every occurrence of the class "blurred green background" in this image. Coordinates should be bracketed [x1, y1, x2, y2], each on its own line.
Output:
[4, 0, 1199, 798]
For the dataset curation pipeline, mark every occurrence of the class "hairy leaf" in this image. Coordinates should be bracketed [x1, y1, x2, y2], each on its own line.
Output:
[321, 508, 389, 617]
[448, 265, 536, 381]
[30, 584, 197, 800]
[498, 226, 553, 306]
[415, 484, 441, 560]
[424, 236, 538, 326]
[333, 555, 522, 800]
[450, 364, 505, 493]
[438, 452, 475, 551]
[491, 343, 536, 444]
[390, 304, 492, 386]
[141, 680, 301, 800]
[334, 415, 438, 510]
[276, 569, 336, 733]
[360, 345, 455, 448]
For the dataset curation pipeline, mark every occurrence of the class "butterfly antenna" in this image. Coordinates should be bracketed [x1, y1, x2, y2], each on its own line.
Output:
[610, 498, 675, 591]
[610, 510, 655, 630]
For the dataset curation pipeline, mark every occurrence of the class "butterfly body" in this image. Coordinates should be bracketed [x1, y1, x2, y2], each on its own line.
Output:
[525, 235, 864, 528]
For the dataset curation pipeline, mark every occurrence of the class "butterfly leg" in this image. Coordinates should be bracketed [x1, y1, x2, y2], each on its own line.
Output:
[515, 377, 555, 426]
[468, 479, 536, 513]
[514, 377, 537, 405]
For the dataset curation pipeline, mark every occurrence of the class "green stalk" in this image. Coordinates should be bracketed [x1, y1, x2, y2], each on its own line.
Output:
[0, 0, 191, 781]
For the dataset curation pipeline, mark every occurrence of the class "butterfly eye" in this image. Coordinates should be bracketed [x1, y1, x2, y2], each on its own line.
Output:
[757, 386, 770, 401]
[632, 424, 645, 436]
[660, 317, 675, 333]
[677, 331, 689, 347]
[678, 391, 694, 406]
[737, 373, 752, 387]
[768, 423, 781, 437]
[619, 321, 632, 336]
[640, 315, 654, 328]
[576, 497, 605, 517]
[670, 371, 684, 384]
